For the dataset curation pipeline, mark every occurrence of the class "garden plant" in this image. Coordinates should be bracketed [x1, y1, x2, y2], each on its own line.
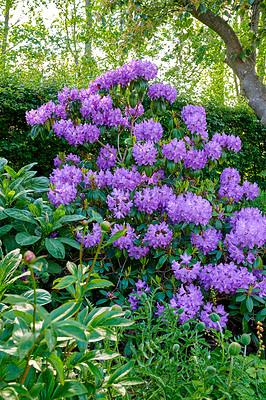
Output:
[0, 59, 265, 399]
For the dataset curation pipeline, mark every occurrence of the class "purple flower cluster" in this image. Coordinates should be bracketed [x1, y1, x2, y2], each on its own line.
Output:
[181, 105, 208, 140]
[81, 94, 128, 128]
[143, 222, 173, 249]
[167, 192, 212, 226]
[212, 132, 241, 152]
[111, 167, 142, 191]
[128, 279, 150, 310]
[183, 148, 207, 170]
[96, 144, 117, 170]
[107, 189, 133, 218]
[54, 153, 81, 168]
[132, 141, 158, 166]
[133, 119, 163, 142]
[198, 262, 256, 294]
[148, 83, 177, 104]
[170, 284, 204, 323]
[26, 100, 57, 126]
[53, 120, 100, 146]
[219, 167, 259, 203]
[48, 164, 82, 207]
[111, 224, 149, 259]
[200, 303, 228, 331]
[191, 228, 222, 255]
[89, 59, 158, 93]
[134, 185, 175, 214]
[76, 223, 102, 248]
[225, 207, 266, 264]
[172, 261, 201, 283]
[162, 139, 186, 163]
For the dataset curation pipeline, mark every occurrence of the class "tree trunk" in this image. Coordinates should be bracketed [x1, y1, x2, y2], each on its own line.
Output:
[1, 0, 12, 67]
[84, 0, 92, 58]
[178, 1, 266, 125]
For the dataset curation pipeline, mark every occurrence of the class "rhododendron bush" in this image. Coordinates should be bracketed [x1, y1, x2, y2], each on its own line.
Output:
[26, 60, 266, 331]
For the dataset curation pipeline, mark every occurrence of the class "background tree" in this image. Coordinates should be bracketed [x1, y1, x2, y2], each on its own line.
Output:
[99, 0, 266, 125]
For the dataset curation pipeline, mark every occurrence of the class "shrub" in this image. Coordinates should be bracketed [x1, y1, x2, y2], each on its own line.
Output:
[25, 60, 266, 340]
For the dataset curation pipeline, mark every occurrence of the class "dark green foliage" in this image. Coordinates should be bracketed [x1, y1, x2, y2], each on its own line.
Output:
[0, 73, 70, 176]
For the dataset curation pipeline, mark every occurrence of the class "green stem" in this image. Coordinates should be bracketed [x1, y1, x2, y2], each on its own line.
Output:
[79, 225, 88, 281]
[227, 356, 234, 388]
[84, 233, 105, 291]
[29, 265, 37, 333]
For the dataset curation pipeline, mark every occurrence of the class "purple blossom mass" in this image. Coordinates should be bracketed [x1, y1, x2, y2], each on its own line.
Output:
[162, 138, 186, 163]
[132, 141, 158, 166]
[200, 303, 228, 331]
[181, 105, 208, 140]
[128, 279, 150, 310]
[26, 101, 57, 126]
[53, 119, 100, 146]
[96, 144, 117, 170]
[133, 119, 163, 142]
[170, 284, 204, 323]
[191, 228, 222, 255]
[167, 192, 212, 226]
[107, 189, 133, 218]
[76, 223, 102, 248]
[148, 83, 177, 104]
[143, 222, 173, 249]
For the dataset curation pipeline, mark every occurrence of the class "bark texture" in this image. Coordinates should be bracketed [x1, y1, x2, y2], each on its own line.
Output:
[176, 1, 266, 125]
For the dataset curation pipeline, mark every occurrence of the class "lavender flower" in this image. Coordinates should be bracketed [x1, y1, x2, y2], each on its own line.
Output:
[96, 144, 117, 170]
[76, 223, 102, 248]
[181, 105, 208, 140]
[132, 141, 158, 166]
[133, 119, 163, 142]
[162, 138, 186, 163]
[107, 189, 133, 218]
[170, 284, 204, 323]
[148, 83, 177, 104]
[191, 228, 222, 255]
[143, 222, 173, 249]
[200, 302, 228, 331]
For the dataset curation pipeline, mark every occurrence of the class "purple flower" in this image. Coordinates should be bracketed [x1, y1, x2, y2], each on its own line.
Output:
[170, 284, 204, 323]
[172, 261, 201, 283]
[26, 101, 57, 126]
[143, 222, 173, 249]
[53, 119, 100, 146]
[162, 139, 186, 163]
[148, 83, 177, 104]
[97, 144, 117, 170]
[167, 192, 212, 226]
[132, 141, 158, 166]
[107, 189, 133, 218]
[200, 302, 228, 331]
[181, 105, 208, 140]
[128, 279, 150, 311]
[133, 119, 163, 142]
[125, 103, 145, 119]
[54, 153, 81, 168]
[183, 149, 207, 170]
[191, 228, 222, 255]
[76, 223, 102, 248]
[111, 167, 142, 191]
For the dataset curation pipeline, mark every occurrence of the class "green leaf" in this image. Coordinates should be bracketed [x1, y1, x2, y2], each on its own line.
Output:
[107, 360, 135, 385]
[4, 209, 38, 225]
[129, 93, 138, 108]
[53, 275, 77, 290]
[0, 224, 12, 237]
[102, 228, 127, 248]
[15, 232, 41, 246]
[50, 301, 81, 323]
[246, 297, 253, 313]
[4, 294, 29, 304]
[156, 254, 168, 269]
[45, 238, 65, 259]
[18, 332, 37, 360]
[51, 381, 88, 399]
[47, 353, 64, 385]
[59, 237, 81, 250]
[57, 214, 86, 224]
[54, 320, 87, 342]
[45, 328, 57, 352]
[28, 203, 42, 217]
[22, 289, 52, 305]
[85, 279, 113, 291]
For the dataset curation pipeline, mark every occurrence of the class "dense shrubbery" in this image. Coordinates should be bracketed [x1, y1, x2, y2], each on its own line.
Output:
[0, 60, 265, 399]
[25, 59, 266, 336]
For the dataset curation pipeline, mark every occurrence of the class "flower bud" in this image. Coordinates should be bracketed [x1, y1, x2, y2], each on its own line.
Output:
[183, 323, 190, 331]
[206, 366, 216, 375]
[228, 342, 241, 356]
[141, 292, 147, 301]
[173, 344, 180, 352]
[81, 219, 89, 226]
[241, 333, 251, 346]
[196, 322, 206, 332]
[24, 251, 36, 264]
[177, 307, 184, 315]
[210, 313, 220, 323]
[100, 220, 111, 232]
